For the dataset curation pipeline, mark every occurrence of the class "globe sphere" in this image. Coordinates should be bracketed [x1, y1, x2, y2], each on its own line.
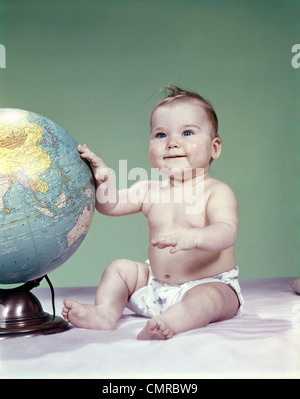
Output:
[0, 109, 95, 284]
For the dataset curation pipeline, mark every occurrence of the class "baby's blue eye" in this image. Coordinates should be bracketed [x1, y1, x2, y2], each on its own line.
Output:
[156, 132, 166, 138]
[182, 130, 193, 136]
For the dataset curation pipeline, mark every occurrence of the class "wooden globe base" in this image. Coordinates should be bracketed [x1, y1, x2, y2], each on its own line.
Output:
[0, 279, 69, 337]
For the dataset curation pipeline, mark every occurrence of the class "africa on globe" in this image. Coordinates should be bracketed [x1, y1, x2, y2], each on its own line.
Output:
[0, 108, 95, 285]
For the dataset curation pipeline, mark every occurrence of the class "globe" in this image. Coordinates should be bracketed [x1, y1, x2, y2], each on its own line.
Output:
[0, 108, 95, 285]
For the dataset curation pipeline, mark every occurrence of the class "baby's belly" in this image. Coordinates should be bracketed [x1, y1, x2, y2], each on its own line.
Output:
[148, 246, 236, 285]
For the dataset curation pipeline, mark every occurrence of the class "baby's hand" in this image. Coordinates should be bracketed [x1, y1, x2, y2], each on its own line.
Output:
[151, 230, 198, 254]
[77, 144, 112, 183]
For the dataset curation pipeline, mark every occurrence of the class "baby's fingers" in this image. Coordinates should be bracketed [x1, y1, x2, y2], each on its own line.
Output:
[169, 242, 186, 254]
[151, 236, 177, 249]
[77, 144, 93, 160]
[77, 144, 88, 153]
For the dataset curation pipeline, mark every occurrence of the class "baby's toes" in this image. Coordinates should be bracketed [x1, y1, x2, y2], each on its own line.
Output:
[159, 321, 173, 339]
[61, 306, 70, 321]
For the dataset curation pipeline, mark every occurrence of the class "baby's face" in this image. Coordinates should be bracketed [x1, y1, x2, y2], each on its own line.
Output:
[149, 101, 221, 178]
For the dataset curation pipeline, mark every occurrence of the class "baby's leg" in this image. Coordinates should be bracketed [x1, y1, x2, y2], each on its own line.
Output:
[137, 282, 239, 340]
[62, 259, 148, 330]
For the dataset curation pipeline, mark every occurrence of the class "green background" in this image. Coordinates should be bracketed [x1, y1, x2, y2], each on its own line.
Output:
[0, 0, 299, 287]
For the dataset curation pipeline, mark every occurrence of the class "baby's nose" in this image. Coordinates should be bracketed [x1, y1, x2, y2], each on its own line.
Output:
[167, 137, 180, 148]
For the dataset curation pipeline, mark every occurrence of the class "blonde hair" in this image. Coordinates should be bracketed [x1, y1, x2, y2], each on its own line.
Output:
[151, 84, 219, 139]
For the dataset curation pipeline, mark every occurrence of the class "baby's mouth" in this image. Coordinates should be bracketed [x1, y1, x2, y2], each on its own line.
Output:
[164, 155, 186, 159]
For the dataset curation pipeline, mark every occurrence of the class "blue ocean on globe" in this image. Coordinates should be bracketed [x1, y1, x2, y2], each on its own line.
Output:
[0, 109, 95, 284]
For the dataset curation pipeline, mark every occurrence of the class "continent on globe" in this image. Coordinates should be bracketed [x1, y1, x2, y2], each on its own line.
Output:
[67, 188, 94, 247]
[0, 109, 95, 284]
[0, 112, 51, 205]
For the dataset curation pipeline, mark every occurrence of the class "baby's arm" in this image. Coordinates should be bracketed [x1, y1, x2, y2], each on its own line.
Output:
[152, 183, 238, 253]
[78, 145, 147, 216]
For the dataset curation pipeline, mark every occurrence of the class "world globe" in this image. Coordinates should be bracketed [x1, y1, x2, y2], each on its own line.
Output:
[0, 108, 95, 285]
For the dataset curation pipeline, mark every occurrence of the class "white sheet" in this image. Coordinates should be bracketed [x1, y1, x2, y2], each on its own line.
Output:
[1, 278, 299, 379]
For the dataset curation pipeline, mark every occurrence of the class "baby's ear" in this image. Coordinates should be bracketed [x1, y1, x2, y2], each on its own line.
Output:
[211, 137, 222, 160]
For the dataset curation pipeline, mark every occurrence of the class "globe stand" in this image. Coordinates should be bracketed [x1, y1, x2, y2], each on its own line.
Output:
[0, 276, 69, 336]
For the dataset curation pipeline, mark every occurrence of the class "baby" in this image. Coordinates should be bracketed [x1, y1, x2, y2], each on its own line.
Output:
[62, 85, 244, 340]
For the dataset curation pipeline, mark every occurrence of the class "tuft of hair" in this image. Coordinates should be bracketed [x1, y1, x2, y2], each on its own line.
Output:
[152, 84, 219, 138]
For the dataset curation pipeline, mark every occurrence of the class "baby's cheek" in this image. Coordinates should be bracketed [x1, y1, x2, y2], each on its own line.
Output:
[149, 148, 161, 167]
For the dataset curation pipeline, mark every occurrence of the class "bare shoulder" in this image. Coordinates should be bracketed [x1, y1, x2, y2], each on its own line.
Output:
[206, 177, 238, 219]
[207, 177, 237, 200]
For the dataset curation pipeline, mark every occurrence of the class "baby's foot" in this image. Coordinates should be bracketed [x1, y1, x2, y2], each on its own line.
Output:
[137, 318, 173, 340]
[62, 299, 117, 330]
